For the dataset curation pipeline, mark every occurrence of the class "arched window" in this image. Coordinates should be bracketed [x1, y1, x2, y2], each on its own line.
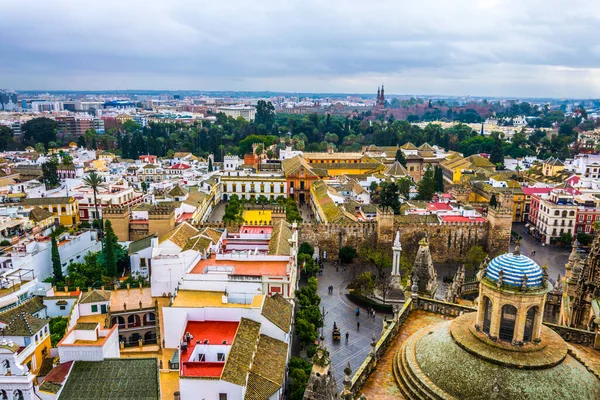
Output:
[499, 304, 517, 342]
[554, 210, 559, 216]
[0, 390, 7, 400]
[482, 297, 492, 335]
[523, 306, 538, 342]
[12, 390, 23, 400]
[562, 210, 567, 218]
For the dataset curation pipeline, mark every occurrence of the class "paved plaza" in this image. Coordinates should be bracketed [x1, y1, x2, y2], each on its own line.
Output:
[316, 262, 388, 386]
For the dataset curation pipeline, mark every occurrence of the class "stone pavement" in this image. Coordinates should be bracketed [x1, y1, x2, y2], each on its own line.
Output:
[316, 262, 387, 386]
[207, 201, 226, 222]
[512, 223, 570, 284]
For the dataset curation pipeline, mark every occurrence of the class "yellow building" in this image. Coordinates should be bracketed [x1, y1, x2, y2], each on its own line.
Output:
[0, 297, 52, 379]
[89, 159, 109, 172]
[542, 157, 565, 177]
[303, 147, 376, 164]
[310, 162, 385, 177]
[21, 196, 80, 226]
[98, 151, 116, 162]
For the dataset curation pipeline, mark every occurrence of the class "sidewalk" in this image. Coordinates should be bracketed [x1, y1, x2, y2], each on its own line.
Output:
[316, 262, 387, 385]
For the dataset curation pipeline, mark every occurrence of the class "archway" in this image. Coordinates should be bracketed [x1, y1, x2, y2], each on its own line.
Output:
[127, 314, 141, 328]
[499, 304, 517, 342]
[129, 333, 141, 344]
[482, 297, 492, 335]
[112, 316, 125, 329]
[12, 390, 23, 400]
[523, 306, 538, 342]
[144, 312, 156, 326]
[0, 390, 7, 400]
[144, 330, 157, 344]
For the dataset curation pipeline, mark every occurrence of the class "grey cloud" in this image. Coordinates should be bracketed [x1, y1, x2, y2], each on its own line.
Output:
[1, 0, 600, 96]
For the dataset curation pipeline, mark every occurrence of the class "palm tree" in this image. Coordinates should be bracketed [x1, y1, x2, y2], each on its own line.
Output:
[82, 171, 107, 238]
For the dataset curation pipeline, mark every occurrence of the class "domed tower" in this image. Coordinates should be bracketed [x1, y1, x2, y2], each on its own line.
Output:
[476, 242, 549, 344]
[394, 243, 600, 399]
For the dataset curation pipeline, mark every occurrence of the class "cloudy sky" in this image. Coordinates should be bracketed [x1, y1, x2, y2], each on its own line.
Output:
[1, 0, 600, 97]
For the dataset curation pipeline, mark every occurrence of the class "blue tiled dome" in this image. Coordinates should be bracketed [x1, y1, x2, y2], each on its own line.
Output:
[486, 252, 543, 288]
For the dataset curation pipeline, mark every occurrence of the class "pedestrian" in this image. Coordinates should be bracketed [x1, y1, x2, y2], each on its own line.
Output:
[336, 265, 339, 272]
[372, 311, 376, 320]
[345, 332, 349, 343]
[357, 321, 360, 330]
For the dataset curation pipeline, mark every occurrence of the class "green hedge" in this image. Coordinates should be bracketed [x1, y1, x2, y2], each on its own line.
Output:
[346, 290, 393, 313]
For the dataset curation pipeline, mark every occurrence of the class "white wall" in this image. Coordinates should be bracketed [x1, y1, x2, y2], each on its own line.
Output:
[180, 378, 242, 400]
[43, 297, 77, 317]
[130, 246, 153, 278]
[150, 251, 201, 297]
[78, 301, 109, 316]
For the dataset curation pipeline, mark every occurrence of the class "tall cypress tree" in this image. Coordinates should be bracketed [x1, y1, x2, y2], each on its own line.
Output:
[51, 236, 63, 281]
[395, 149, 406, 167]
[104, 220, 118, 277]
[417, 166, 435, 200]
[434, 166, 444, 193]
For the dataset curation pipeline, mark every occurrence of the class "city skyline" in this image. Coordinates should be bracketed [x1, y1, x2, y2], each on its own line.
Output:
[1, 0, 600, 97]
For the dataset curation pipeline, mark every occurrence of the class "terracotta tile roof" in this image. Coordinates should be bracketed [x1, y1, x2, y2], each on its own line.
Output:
[385, 161, 408, 176]
[168, 185, 188, 197]
[21, 196, 73, 206]
[311, 180, 357, 223]
[467, 154, 495, 168]
[29, 207, 54, 222]
[0, 296, 45, 323]
[418, 143, 435, 151]
[59, 358, 159, 400]
[159, 222, 199, 248]
[128, 233, 156, 255]
[79, 290, 110, 304]
[281, 155, 318, 178]
[261, 294, 292, 332]
[400, 142, 418, 150]
[221, 318, 261, 386]
[2, 312, 48, 336]
[268, 220, 292, 256]
[181, 227, 222, 252]
[244, 335, 288, 400]
[75, 322, 98, 331]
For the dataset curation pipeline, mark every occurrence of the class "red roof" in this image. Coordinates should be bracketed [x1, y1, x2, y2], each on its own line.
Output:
[180, 321, 239, 377]
[521, 187, 553, 195]
[238, 225, 273, 235]
[170, 163, 191, 170]
[441, 215, 486, 223]
[177, 212, 195, 223]
[42, 361, 73, 384]
[427, 202, 452, 211]
[191, 255, 287, 276]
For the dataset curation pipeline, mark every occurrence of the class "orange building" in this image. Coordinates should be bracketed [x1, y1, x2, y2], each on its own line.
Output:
[281, 156, 322, 204]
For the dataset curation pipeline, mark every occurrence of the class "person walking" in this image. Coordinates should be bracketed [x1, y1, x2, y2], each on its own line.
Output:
[357, 321, 360, 331]
[345, 332, 349, 343]
[372, 310, 376, 320]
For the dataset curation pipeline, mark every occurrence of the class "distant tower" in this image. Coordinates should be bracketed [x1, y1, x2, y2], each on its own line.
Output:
[377, 87, 381, 103]
[380, 84, 385, 105]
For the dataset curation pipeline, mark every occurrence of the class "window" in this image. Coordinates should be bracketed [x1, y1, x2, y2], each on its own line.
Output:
[217, 353, 225, 361]
[91, 305, 98, 313]
[140, 258, 147, 268]
[499, 304, 517, 342]
[482, 297, 492, 335]
[219, 394, 227, 400]
[588, 215, 592, 221]
[197, 353, 205, 362]
[24, 337, 31, 347]
[523, 307, 537, 343]
[59, 305, 66, 310]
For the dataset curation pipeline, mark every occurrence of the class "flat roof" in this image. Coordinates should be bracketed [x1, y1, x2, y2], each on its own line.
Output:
[181, 321, 239, 378]
[190, 257, 288, 276]
[171, 290, 264, 309]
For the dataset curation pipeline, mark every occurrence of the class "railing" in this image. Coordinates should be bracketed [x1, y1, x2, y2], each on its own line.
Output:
[544, 323, 597, 347]
[415, 297, 477, 316]
[345, 298, 413, 397]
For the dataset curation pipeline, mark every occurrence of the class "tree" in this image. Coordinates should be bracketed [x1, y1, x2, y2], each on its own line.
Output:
[465, 245, 486, 271]
[396, 177, 412, 199]
[377, 273, 393, 304]
[395, 149, 407, 167]
[339, 246, 358, 264]
[255, 100, 276, 129]
[417, 166, 435, 200]
[559, 231, 573, 246]
[77, 135, 87, 148]
[34, 142, 45, 154]
[490, 132, 505, 168]
[22, 117, 57, 147]
[82, 171, 107, 238]
[0, 125, 15, 151]
[299, 242, 314, 257]
[62, 154, 73, 165]
[358, 244, 392, 277]
[379, 182, 401, 213]
[103, 220, 118, 277]
[349, 272, 375, 296]
[51, 237, 63, 282]
[489, 194, 498, 208]
[577, 232, 593, 247]
[434, 165, 444, 192]
[208, 157, 213, 172]
[41, 157, 60, 189]
[289, 357, 312, 400]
